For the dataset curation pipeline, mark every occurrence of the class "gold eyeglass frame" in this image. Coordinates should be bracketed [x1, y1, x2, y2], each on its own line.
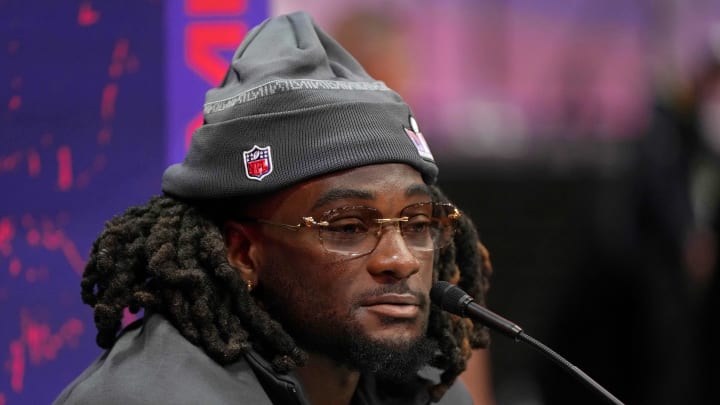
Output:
[242, 202, 462, 255]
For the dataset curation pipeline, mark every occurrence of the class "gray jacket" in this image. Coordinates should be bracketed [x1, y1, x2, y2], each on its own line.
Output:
[54, 315, 473, 404]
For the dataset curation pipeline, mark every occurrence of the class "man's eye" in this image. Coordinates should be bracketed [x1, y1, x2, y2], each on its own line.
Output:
[403, 216, 432, 234]
[325, 219, 368, 234]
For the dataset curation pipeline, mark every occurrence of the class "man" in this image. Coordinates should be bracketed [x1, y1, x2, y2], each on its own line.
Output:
[54, 11, 490, 405]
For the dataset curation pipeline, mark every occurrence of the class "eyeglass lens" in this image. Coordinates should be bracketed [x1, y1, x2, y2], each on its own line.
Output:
[318, 202, 456, 256]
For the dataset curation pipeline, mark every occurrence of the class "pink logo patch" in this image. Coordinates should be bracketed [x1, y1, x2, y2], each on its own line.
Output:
[404, 116, 434, 161]
[243, 145, 273, 181]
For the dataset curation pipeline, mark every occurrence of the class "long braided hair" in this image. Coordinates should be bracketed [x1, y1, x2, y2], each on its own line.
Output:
[81, 186, 492, 397]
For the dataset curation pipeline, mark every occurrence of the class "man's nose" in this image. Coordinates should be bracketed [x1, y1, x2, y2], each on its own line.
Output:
[366, 222, 422, 280]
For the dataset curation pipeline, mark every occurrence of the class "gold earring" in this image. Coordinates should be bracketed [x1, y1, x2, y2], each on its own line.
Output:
[246, 280, 255, 292]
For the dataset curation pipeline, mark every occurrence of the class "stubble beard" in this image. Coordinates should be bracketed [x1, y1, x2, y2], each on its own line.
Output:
[257, 276, 438, 381]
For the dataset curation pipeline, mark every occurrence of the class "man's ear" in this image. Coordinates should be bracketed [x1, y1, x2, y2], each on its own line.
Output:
[224, 222, 259, 287]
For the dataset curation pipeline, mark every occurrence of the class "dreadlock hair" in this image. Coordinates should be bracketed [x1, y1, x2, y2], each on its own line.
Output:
[426, 185, 492, 400]
[81, 186, 492, 398]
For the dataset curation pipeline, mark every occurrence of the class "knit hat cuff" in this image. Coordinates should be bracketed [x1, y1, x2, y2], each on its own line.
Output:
[162, 96, 437, 199]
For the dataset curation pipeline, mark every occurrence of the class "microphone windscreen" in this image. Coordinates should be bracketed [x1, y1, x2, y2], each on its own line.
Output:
[430, 281, 471, 315]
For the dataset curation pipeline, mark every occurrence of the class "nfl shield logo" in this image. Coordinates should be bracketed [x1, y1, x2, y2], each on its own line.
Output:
[243, 145, 273, 181]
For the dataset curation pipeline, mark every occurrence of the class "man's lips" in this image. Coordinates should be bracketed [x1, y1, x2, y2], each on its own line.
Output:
[360, 293, 422, 318]
[360, 293, 420, 306]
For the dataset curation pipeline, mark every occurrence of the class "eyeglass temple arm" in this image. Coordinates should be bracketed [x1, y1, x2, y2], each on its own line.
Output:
[252, 218, 310, 231]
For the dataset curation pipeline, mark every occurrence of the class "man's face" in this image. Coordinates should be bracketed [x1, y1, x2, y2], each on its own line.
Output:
[230, 163, 436, 375]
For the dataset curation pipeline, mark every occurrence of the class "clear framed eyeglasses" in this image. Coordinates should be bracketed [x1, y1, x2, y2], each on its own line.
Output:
[242, 202, 461, 257]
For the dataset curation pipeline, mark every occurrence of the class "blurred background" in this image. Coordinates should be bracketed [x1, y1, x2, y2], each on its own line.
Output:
[2, 0, 720, 404]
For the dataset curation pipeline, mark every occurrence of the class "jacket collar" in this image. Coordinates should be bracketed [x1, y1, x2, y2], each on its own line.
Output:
[243, 349, 440, 405]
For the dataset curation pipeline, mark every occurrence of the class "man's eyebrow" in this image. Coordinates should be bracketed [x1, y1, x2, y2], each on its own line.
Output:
[406, 184, 432, 198]
[311, 184, 432, 210]
[311, 189, 374, 210]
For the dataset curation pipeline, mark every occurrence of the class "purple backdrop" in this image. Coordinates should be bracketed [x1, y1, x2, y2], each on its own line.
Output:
[0, 1, 266, 404]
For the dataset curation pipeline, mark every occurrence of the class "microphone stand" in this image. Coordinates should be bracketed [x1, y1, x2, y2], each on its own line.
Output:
[432, 281, 625, 405]
[515, 331, 624, 405]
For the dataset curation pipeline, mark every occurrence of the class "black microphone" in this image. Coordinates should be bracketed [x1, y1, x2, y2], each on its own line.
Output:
[430, 281, 625, 405]
[430, 280, 523, 339]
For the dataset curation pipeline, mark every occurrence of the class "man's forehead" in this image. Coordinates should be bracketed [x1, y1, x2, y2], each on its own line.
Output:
[310, 184, 431, 210]
[300, 163, 428, 202]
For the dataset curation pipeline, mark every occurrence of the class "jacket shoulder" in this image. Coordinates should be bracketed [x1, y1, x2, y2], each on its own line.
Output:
[53, 315, 272, 405]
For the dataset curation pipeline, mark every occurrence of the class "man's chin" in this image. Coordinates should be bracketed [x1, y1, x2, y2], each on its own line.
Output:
[281, 311, 435, 379]
[344, 334, 438, 381]
[364, 324, 425, 345]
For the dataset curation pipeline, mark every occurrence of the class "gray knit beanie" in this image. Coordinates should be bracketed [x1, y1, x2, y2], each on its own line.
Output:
[162, 11, 438, 199]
